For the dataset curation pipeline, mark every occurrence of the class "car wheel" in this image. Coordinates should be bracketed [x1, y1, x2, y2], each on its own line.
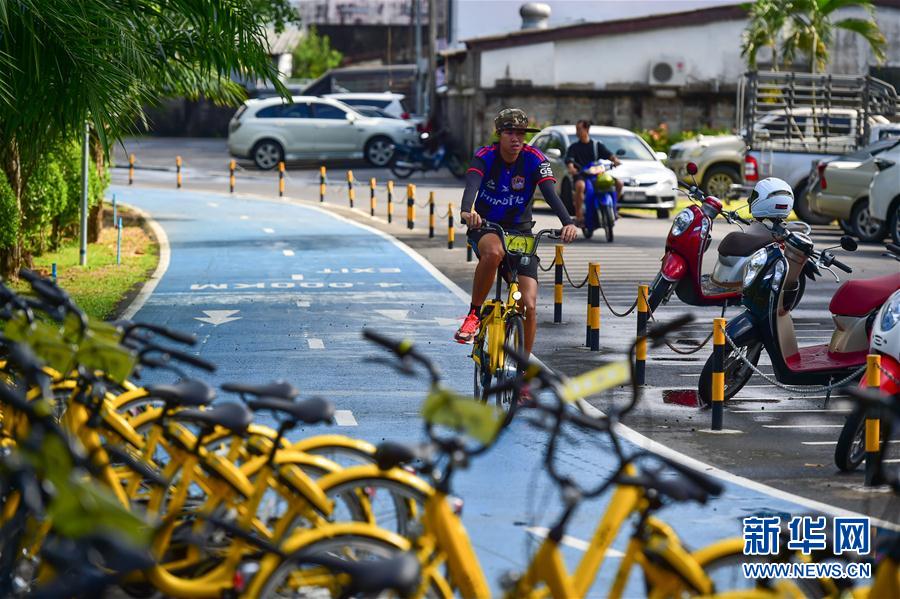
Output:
[252, 139, 284, 170]
[889, 201, 900, 245]
[656, 209, 670, 219]
[838, 219, 854, 235]
[701, 165, 741, 198]
[792, 180, 833, 225]
[850, 199, 886, 243]
[364, 136, 395, 167]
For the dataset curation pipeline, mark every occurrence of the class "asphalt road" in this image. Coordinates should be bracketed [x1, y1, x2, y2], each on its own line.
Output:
[111, 175, 895, 594]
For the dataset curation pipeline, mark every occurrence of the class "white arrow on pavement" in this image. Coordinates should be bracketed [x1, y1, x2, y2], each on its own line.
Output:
[375, 309, 410, 321]
[194, 310, 242, 326]
[375, 310, 459, 327]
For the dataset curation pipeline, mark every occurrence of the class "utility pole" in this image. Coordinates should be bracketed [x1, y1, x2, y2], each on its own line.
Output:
[80, 121, 89, 267]
[427, 0, 437, 119]
[414, 0, 423, 115]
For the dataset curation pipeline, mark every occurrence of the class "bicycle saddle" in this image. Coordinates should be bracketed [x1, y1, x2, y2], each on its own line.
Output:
[375, 441, 429, 470]
[221, 380, 299, 401]
[173, 402, 253, 435]
[245, 396, 334, 425]
[146, 379, 216, 408]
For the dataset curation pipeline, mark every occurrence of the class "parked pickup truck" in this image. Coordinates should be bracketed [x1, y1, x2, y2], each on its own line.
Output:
[733, 71, 898, 224]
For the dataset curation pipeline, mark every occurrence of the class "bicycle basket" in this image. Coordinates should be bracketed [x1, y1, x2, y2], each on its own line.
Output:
[504, 234, 535, 254]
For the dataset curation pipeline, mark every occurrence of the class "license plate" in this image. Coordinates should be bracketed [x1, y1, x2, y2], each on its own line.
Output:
[622, 190, 646, 202]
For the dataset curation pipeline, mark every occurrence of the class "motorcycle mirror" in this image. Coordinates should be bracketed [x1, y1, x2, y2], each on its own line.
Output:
[840, 236, 858, 252]
[686, 162, 699, 176]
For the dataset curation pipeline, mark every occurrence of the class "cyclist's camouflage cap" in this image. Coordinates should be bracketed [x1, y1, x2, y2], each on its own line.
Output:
[494, 108, 540, 133]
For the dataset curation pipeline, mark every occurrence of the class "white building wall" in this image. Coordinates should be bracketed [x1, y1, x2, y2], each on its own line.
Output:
[479, 42, 556, 88]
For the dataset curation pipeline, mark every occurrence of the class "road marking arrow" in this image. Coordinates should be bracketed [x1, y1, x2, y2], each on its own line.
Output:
[194, 310, 242, 326]
[308, 338, 325, 349]
[433, 317, 460, 327]
[334, 410, 357, 426]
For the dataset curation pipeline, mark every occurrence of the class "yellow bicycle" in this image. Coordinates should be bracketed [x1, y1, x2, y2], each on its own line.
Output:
[471, 221, 560, 423]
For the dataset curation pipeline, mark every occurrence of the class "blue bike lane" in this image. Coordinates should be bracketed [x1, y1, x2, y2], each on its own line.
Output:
[114, 186, 873, 595]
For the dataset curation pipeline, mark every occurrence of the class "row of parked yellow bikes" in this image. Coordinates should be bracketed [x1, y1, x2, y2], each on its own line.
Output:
[0, 269, 896, 598]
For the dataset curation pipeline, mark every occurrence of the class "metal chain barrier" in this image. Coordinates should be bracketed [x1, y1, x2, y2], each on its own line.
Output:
[561, 264, 589, 288]
[641, 287, 716, 355]
[597, 284, 638, 317]
[538, 257, 556, 272]
[722, 329, 866, 394]
[878, 363, 900, 387]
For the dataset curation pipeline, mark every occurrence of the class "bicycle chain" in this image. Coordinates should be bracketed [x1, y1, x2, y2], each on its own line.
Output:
[722, 329, 866, 394]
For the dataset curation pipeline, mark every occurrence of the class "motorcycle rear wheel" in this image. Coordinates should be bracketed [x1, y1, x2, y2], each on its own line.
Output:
[390, 163, 415, 179]
[698, 341, 763, 407]
[834, 410, 867, 472]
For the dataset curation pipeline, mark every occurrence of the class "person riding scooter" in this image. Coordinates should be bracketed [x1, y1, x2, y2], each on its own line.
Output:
[565, 120, 622, 227]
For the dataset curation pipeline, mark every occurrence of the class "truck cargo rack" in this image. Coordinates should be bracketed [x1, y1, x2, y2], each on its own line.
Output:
[737, 71, 898, 155]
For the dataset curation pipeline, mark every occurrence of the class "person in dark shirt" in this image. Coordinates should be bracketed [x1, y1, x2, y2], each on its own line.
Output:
[564, 120, 623, 225]
[456, 109, 577, 399]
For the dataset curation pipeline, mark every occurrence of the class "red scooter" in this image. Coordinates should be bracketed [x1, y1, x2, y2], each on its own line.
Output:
[647, 163, 805, 313]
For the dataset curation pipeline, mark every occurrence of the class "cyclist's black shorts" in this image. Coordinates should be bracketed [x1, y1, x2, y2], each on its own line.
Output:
[467, 226, 539, 281]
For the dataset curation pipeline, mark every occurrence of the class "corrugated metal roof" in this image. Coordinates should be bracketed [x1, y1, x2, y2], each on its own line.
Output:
[267, 27, 303, 55]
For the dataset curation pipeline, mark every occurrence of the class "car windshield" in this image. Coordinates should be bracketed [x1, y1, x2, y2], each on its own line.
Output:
[355, 106, 398, 119]
[567, 134, 656, 160]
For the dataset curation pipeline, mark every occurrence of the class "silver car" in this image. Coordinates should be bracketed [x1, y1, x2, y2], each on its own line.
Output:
[227, 96, 418, 169]
[530, 125, 677, 219]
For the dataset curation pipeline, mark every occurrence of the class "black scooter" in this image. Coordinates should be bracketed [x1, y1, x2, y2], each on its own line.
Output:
[698, 224, 880, 405]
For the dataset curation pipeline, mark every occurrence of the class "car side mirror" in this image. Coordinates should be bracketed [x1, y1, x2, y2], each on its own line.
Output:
[655, 151, 668, 161]
[874, 158, 895, 171]
[840, 235, 858, 252]
[545, 148, 561, 158]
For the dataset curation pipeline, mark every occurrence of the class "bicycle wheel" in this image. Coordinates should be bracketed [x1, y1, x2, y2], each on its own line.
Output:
[254, 531, 448, 598]
[494, 314, 524, 425]
[473, 328, 491, 402]
[700, 550, 817, 597]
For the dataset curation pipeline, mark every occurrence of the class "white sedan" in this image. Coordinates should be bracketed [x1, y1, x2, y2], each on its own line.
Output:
[531, 125, 677, 219]
[866, 142, 900, 244]
[227, 96, 418, 169]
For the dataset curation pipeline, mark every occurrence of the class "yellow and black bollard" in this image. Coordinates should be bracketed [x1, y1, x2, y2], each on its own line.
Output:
[319, 166, 326, 203]
[865, 354, 882, 486]
[467, 242, 473, 262]
[636, 284, 649, 385]
[128, 153, 135, 185]
[229, 160, 236, 193]
[711, 317, 726, 431]
[176, 155, 182, 189]
[387, 180, 394, 223]
[554, 245, 564, 324]
[588, 263, 601, 351]
[448, 203, 455, 249]
[429, 192, 436, 238]
[278, 162, 285, 197]
[347, 170, 354, 208]
[370, 178, 377, 216]
[407, 184, 415, 230]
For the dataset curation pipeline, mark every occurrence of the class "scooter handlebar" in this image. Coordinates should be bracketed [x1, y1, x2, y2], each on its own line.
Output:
[831, 258, 852, 274]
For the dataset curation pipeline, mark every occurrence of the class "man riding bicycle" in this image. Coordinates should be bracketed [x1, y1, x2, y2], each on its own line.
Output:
[456, 108, 578, 365]
[566, 120, 622, 226]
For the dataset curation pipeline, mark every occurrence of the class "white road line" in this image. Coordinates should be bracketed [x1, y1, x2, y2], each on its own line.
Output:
[334, 410, 358, 426]
[282, 249, 295, 256]
[307, 338, 324, 349]
[296, 301, 310, 308]
[291, 274, 304, 280]
[763, 424, 845, 429]
[240, 215, 249, 220]
[263, 228, 274, 233]
[525, 527, 623, 556]
[119, 203, 171, 320]
[732, 409, 850, 414]
[207, 202, 219, 207]
[803, 440, 900, 446]
[883, 459, 900, 464]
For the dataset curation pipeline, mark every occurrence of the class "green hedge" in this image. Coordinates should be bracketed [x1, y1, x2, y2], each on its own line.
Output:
[3, 137, 108, 258]
[637, 124, 733, 154]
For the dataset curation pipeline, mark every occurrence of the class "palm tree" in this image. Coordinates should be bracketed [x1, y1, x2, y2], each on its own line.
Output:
[741, 0, 788, 70]
[0, 0, 292, 275]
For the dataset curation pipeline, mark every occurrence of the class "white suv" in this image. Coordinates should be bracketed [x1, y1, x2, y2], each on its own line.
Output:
[228, 96, 418, 169]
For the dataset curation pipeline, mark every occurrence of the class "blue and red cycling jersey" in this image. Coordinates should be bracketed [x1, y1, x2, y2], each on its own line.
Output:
[466, 143, 556, 229]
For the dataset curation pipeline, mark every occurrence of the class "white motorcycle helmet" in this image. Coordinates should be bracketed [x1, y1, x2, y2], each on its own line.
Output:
[871, 289, 900, 363]
[748, 178, 794, 220]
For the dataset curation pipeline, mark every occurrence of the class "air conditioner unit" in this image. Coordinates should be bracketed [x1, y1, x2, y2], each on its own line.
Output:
[648, 58, 686, 87]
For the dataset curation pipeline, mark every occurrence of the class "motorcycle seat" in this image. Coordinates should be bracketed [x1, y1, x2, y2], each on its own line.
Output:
[717, 231, 773, 258]
[829, 273, 900, 317]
